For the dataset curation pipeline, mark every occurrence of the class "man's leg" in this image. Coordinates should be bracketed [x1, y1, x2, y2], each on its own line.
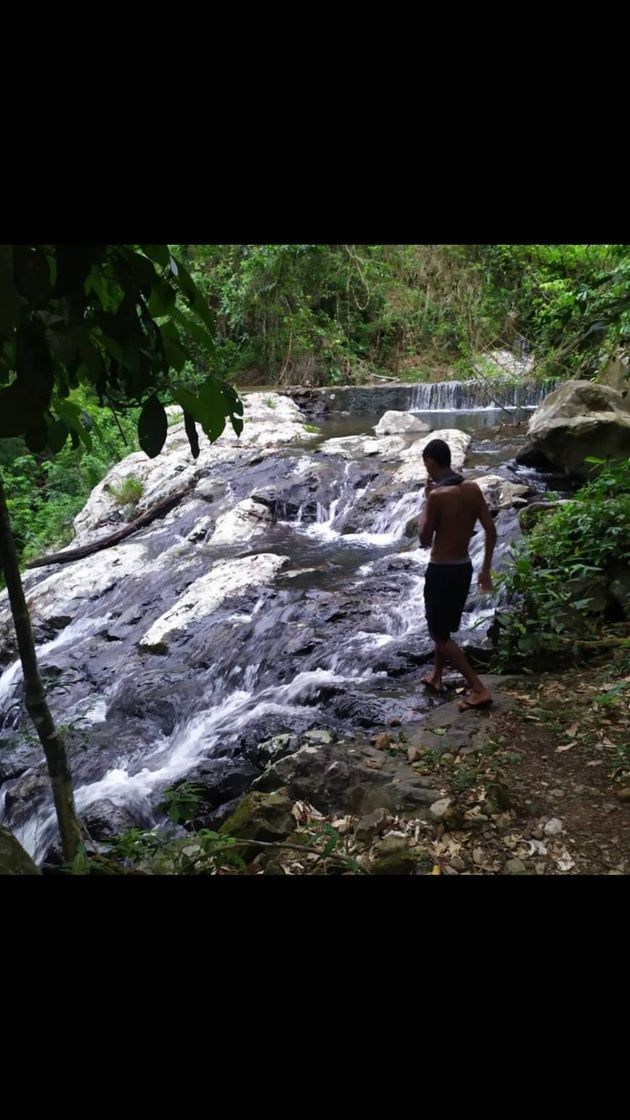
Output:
[422, 641, 446, 692]
[435, 637, 492, 708]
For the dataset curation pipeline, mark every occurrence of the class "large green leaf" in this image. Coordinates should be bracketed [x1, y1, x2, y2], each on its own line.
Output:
[24, 423, 49, 454]
[197, 376, 227, 442]
[141, 245, 171, 269]
[54, 245, 105, 297]
[56, 398, 93, 451]
[172, 307, 215, 355]
[170, 256, 215, 334]
[138, 394, 167, 458]
[148, 278, 177, 318]
[46, 418, 70, 453]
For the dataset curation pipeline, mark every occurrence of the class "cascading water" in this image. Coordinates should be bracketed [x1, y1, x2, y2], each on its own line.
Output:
[0, 384, 557, 863]
[410, 379, 557, 412]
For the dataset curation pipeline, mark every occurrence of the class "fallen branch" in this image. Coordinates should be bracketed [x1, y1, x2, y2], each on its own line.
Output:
[26, 482, 196, 569]
[556, 637, 630, 649]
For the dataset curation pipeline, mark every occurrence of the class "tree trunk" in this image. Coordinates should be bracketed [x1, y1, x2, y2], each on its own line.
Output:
[0, 471, 82, 862]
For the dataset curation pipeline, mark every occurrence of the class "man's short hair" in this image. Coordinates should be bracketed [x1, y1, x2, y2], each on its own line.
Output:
[422, 438, 451, 467]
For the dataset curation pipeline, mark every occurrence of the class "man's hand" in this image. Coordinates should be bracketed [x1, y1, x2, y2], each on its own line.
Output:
[478, 568, 493, 593]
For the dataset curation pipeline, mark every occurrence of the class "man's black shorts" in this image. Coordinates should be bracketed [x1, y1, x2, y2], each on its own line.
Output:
[424, 560, 473, 640]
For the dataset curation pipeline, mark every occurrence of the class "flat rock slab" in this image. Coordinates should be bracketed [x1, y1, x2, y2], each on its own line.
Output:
[399, 676, 516, 755]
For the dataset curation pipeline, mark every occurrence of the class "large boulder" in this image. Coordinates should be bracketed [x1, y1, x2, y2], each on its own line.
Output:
[0, 826, 41, 874]
[527, 380, 630, 477]
[210, 497, 274, 544]
[391, 430, 471, 487]
[373, 411, 430, 436]
[472, 475, 530, 511]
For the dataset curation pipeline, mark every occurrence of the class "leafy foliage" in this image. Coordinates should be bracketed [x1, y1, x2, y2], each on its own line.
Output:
[494, 458, 630, 666]
[0, 244, 243, 460]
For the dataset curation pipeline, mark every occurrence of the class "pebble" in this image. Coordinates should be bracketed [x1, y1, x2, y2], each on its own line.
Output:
[505, 858, 527, 874]
[550, 789, 565, 798]
[544, 817, 564, 836]
[450, 857, 466, 872]
[429, 797, 452, 821]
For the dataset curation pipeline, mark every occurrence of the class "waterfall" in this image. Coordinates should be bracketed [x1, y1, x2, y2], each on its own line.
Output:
[410, 379, 557, 411]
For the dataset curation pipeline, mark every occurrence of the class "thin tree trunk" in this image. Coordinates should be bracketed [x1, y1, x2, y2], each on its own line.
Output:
[0, 471, 82, 861]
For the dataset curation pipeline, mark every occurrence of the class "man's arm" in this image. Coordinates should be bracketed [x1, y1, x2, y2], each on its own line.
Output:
[474, 486, 497, 591]
[418, 489, 439, 548]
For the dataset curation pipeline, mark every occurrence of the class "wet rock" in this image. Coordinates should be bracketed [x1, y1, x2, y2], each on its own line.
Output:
[362, 436, 408, 457]
[373, 411, 430, 436]
[472, 474, 530, 511]
[210, 498, 274, 545]
[219, 790, 294, 850]
[257, 733, 300, 766]
[83, 799, 153, 841]
[303, 729, 333, 745]
[138, 553, 288, 652]
[514, 443, 555, 470]
[186, 760, 260, 817]
[0, 826, 41, 874]
[195, 478, 216, 502]
[106, 668, 185, 734]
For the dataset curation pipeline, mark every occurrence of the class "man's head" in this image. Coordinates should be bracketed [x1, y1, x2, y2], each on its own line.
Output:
[422, 437, 451, 480]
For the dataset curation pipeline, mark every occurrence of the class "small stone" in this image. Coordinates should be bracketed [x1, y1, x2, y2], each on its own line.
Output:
[472, 847, 485, 865]
[370, 853, 417, 876]
[550, 788, 565, 799]
[608, 869, 624, 876]
[505, 857, 527, 874]
[407, 746, 421, 764]
[535, 862, 547, 875]
[544, 817, 564, 836]
[602, 803, 617, 814]
[451, 857, 466, 872]
[617, 788, 630, 802]
[444, 865, 459, 875]
[429, 797, 452, 821]
[354, 807, 390, 842]
[372, 834, 409, 858]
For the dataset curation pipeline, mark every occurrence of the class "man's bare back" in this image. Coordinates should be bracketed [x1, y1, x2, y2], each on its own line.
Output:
[424, 481, 487, 563]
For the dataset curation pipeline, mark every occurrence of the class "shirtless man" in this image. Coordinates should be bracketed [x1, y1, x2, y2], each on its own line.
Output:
[417, 438, 497, 711]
